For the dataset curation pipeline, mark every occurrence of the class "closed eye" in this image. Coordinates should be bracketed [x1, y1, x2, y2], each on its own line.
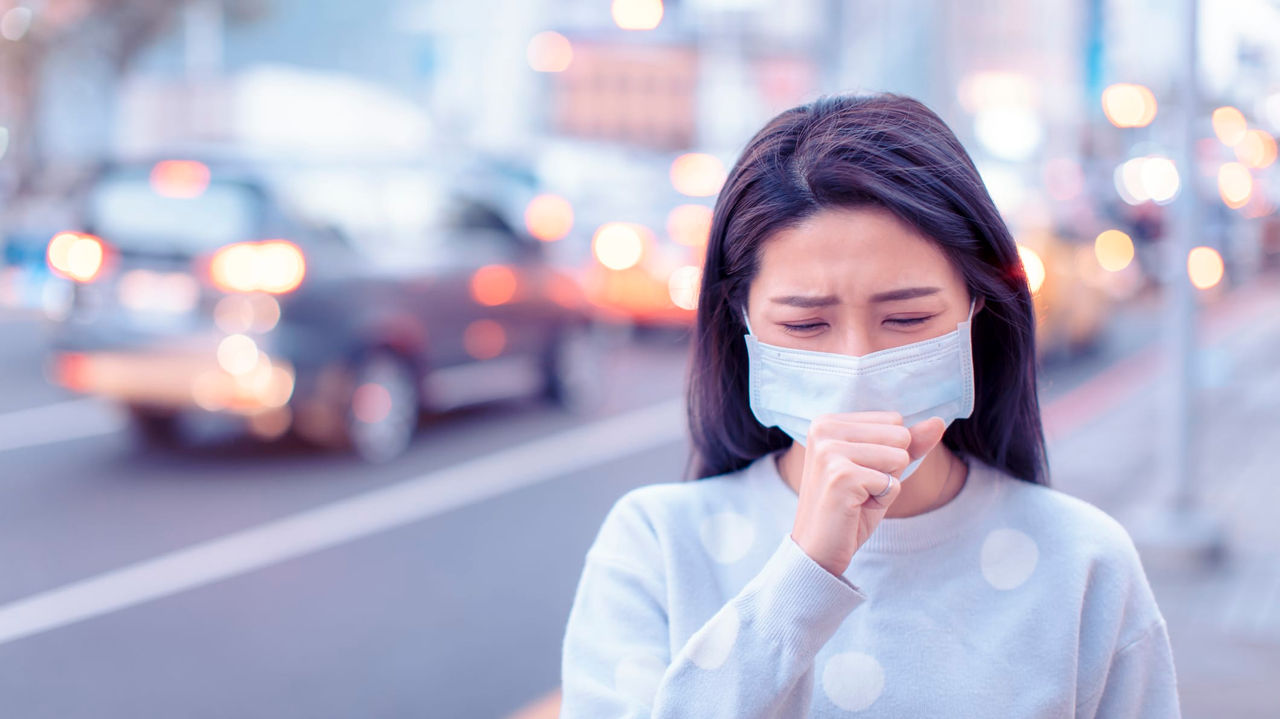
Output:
[885, 316, 933, 327]
[780, 322, 826, 335]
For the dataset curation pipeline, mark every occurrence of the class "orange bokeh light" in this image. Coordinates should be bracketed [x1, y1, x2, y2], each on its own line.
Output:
[1218, 162, 1253, 209]
[470, 265, 518, 306]
[670, 153, 726, 197]
[667, 204, 713, 247]
[1187, 246, 1224, 290]
[1101, 83, 1157, 128]
[209, 240, 306, 294]
[1211, 106, 1248, 147]
[47, 232, 106, 283]
[1234, 129, 1277, 169]
[524, 194, 574, 241]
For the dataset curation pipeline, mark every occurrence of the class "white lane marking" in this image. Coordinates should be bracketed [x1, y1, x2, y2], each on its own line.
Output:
[0, 398, 125, 454]
[0, 397, 685, 646]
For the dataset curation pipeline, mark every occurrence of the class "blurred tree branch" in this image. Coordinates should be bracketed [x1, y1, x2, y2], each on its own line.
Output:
[0, 0, 267, 201]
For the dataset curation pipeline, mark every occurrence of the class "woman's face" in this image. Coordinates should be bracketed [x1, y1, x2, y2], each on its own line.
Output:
[744, 206, 977, 355]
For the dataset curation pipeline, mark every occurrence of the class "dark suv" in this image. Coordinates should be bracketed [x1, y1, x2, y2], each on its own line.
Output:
[46, 155, 600, 461]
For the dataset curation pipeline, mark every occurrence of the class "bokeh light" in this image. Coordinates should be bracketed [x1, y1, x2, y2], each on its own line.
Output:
[1217, 162, 1253, 209]
[527, 31, 573, 73]
[666, 204, 713, 247]
[592, 223, 646, 271]
[1233, 129, 1277, 169]
[524, 193, 574, 241]
[1094, 230, 1135, 272]
[1016, 244, 1046, 294]
[217, 334, 260, 377]
[1212, 106, 1248, 146]
[209, 240, 306, 294]
[670, 153, 726, 197]
[149, 160, 211, 199]
[0, 7, 32, 41]
[1187, 246, 1224, 290]
[463, 319, 507, 360]
[667, 265, 701, 310]
[611, 0, 663, 30]
[1139, 156, 1180, 204]
[47, 232, 105, 283]
[470, 265, 518, 306]
[1101, 83, 1157, 128]
[1114, 155, 1179, 205]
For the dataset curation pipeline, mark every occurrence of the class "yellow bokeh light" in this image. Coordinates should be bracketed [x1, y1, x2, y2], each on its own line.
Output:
[1094, 230, 1135, 272]
[1234, 129, 1277, 169]
[524, 193, 574, 241]
[1017, 244, 1046, 294]
[1212, 106, 1248, 146]
[670, 153, 726, 197]
[593, 223, 646, 271]
[1218, 162, 1253, 209]
[667, 265, 701, 310]
[1187, 246, 1224, 290]
[47, 232, 106, 283]
[611, 0, 663, 30]
[1101, 83, 1157, 128]
[527, 31, 572, 73]
[666, 204, 713, 247]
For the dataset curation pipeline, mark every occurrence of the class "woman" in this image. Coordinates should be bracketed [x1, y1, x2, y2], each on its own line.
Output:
[560, 92, 1179, 717]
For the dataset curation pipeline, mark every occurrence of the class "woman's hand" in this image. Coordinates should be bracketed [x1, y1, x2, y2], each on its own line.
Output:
[789, 411, 947, 577]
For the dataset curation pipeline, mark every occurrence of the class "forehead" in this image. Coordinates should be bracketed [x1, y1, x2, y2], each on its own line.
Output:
[753, 207, 962, 295]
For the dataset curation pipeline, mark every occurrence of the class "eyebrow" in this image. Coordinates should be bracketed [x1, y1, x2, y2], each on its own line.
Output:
[868, 286, 941, 302]
[769, 286, 941, 307]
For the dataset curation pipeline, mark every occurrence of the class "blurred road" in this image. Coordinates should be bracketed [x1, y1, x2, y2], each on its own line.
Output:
[0, 275, 1276, 718]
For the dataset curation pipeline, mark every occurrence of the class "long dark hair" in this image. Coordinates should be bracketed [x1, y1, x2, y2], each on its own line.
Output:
[685, 92, 1048, 486]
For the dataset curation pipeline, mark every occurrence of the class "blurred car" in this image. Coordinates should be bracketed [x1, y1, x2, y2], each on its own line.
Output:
[1014, 226, 1114, 360]
[536, 142, 711, 330]
[45, 156, 599, 462]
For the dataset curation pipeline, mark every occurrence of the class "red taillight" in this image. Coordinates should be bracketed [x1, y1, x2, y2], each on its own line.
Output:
[47, 232, 107, 283]
[208, 240, 306, 294]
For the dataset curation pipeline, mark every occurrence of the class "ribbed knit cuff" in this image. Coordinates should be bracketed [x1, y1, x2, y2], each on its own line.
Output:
[737, 533, 867, 655]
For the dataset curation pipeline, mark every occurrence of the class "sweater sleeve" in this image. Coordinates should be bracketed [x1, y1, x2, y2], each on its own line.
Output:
[1073, 512, 1182, 719]
[1078, 618, 1181, 718]
[560, 490, 868, 718]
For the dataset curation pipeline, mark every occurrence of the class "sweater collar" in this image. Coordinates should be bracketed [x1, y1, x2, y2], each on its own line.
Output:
[744, 445, 1002, 556]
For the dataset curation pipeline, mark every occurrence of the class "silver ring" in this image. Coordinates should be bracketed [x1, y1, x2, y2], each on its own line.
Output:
[873, 471, 895, 498]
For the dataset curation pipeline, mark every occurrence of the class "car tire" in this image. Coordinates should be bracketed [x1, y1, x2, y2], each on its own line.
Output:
[125, 405, 183, 449]
[344, 351, 420, 463]
[542, 319, 606, 413]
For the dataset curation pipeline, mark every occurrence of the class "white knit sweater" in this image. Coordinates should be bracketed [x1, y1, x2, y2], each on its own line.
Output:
[560, 448, 1180, 717]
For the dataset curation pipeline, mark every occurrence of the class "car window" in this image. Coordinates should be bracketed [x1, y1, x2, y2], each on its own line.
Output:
[88, 176, 260, 252]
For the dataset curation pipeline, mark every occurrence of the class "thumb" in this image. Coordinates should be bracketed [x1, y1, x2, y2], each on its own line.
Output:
[907, 417, 947, 462]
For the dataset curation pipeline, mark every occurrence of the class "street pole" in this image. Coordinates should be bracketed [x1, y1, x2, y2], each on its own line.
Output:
[1134, 0, 1227, 570]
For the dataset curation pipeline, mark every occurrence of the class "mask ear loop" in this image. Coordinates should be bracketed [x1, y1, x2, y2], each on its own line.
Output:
[741, 306, 754, 335]
[967, 297, 976, 321]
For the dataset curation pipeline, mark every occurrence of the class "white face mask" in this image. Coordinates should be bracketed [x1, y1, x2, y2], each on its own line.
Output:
[743, 299, 976, 482]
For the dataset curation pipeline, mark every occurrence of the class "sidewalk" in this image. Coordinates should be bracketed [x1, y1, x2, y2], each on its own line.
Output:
[1048, 272, 1280, 718]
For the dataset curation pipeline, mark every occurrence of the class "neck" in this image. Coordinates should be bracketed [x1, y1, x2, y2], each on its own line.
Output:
[777, 439, 967, 518]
